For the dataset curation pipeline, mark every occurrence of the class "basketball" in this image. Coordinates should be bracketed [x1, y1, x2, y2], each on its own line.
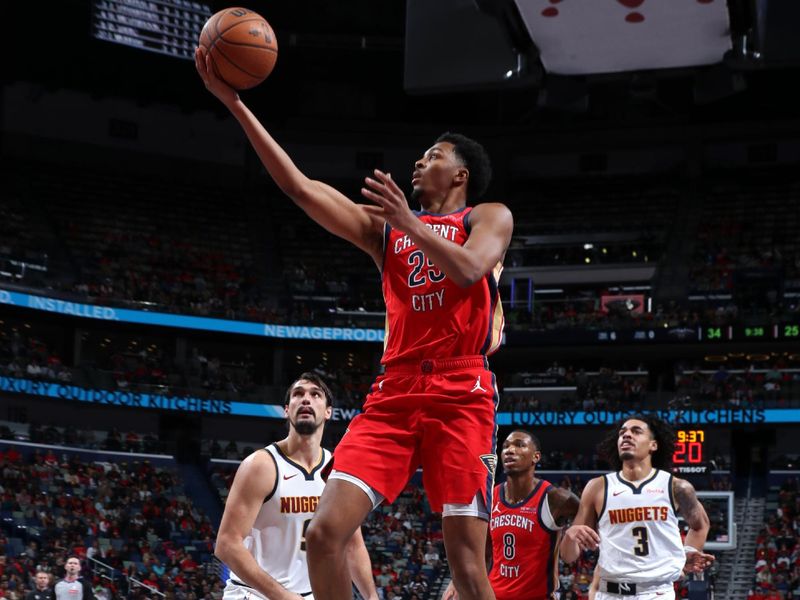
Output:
[199, 7, 278, 90]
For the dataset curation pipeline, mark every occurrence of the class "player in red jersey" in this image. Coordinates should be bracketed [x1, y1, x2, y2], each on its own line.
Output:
[196, 49, 513, 600]
[443, 430, 580, 600]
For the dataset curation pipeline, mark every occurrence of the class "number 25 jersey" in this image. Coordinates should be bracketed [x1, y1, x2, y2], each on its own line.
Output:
[597, 469, 685, 583]
[381, 207, 504, 365]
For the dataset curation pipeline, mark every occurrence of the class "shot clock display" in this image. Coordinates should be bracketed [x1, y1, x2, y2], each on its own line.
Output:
[673, 429, 706, 465]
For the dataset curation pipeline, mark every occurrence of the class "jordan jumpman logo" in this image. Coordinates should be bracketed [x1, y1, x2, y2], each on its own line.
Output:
[471, 376, 487, 393]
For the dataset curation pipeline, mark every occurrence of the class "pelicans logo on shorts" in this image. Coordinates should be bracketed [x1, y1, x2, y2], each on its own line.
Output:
[480, 454, 497, 476]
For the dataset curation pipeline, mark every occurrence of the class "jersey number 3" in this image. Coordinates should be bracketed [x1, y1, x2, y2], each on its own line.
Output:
[301, 519, 311, 552]
[632, 526, 650, 556]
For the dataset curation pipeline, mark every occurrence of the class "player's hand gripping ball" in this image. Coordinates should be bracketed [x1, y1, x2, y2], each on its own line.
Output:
[198, 7, 277, 90]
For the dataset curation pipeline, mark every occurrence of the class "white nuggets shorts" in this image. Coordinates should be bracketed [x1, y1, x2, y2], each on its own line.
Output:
[595, 589, 674, 600]
[222, 581, 314, 600]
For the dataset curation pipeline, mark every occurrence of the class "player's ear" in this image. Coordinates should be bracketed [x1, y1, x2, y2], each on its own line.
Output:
[324, 405, 332, 420]
[454, 167, 469, 186]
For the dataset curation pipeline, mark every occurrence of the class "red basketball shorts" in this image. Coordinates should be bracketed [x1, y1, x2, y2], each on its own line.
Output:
[331, 355, 498, 513]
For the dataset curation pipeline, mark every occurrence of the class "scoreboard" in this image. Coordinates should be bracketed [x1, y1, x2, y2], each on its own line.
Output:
[508, 320, 800, 346]
[701, 323, 800, 342]
[673, 429, 706, 465]
[92, 0, 211, 60]
[672, 429, 714, 474]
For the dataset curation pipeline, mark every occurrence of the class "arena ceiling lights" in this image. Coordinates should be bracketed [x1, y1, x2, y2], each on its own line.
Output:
[513, 0, 732, 74]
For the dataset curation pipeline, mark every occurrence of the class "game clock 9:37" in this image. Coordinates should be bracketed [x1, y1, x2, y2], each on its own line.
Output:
[673, 429, 705, 464]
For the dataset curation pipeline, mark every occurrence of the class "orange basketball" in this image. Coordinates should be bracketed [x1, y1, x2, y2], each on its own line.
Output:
[199, 7, 278, 90]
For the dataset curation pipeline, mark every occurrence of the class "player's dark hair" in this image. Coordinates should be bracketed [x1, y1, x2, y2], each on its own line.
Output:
[284, 372, 334, 407]
[598, 414, 675, 471]
[436, 132, 492, 200]
[510, 429, 542, 452]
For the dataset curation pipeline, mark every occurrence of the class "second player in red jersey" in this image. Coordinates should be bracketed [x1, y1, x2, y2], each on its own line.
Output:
[445, 431, 579, 600]
[490, 480, 560, 600]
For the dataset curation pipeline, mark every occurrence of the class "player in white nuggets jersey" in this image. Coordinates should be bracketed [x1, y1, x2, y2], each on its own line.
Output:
[215, 373, 379, 600]
[561, 416, 715, 600]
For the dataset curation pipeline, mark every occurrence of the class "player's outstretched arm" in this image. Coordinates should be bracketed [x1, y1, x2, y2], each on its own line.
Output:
[673, 477, 715, 573]
[215, 451, 304, 600]
[194, 48, 384, 266]
[362, 171, 513, 287]
[559, 477, 602, 563]
[345, 527, 379, 600]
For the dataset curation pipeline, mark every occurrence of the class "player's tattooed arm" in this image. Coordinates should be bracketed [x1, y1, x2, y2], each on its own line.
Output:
[673, 477, 715, 573]
[547, 487, 581, 526]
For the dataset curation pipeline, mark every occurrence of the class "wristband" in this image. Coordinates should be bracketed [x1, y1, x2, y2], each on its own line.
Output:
[684, 545, 699, 554]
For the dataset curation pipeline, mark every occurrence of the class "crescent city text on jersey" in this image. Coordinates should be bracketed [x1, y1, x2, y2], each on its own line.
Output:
[490, 513, 536, 532]
[393, 223, 459, 254]
[394, 223, 459, 313]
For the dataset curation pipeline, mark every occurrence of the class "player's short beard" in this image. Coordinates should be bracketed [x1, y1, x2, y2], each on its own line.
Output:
[410, 187, 422, 203]
[292, 418, 320, 435]
[619, 450, 635, 461]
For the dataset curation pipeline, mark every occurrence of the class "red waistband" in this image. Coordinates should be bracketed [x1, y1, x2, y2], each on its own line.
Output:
[382, 355, 488, 375]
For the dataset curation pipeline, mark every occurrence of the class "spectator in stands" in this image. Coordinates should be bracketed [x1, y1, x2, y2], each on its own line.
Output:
[422, 542, 439, 568]
[24, 571, 53, 600]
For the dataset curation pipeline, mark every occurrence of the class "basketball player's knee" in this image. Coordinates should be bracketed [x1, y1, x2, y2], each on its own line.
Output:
[305, 516, 346, 556]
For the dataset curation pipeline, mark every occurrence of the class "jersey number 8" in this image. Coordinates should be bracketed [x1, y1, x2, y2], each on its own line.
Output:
[503, 533, 516, 560]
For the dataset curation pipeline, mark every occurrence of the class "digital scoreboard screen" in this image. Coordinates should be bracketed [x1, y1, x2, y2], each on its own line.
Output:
[673, 429, 705, 464]
[673, 429, 711, 474]
[92, 0, 211, 60]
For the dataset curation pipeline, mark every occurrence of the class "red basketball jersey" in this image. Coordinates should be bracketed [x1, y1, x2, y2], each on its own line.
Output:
[489, 480, 561, 600]
[381, 207, 504, 366]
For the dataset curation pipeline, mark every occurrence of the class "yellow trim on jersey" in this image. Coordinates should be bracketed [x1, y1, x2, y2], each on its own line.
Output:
[486, 261, 505, 355]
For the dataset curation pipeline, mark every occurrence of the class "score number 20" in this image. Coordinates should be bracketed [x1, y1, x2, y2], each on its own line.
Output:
[673, 430, 704, 464]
